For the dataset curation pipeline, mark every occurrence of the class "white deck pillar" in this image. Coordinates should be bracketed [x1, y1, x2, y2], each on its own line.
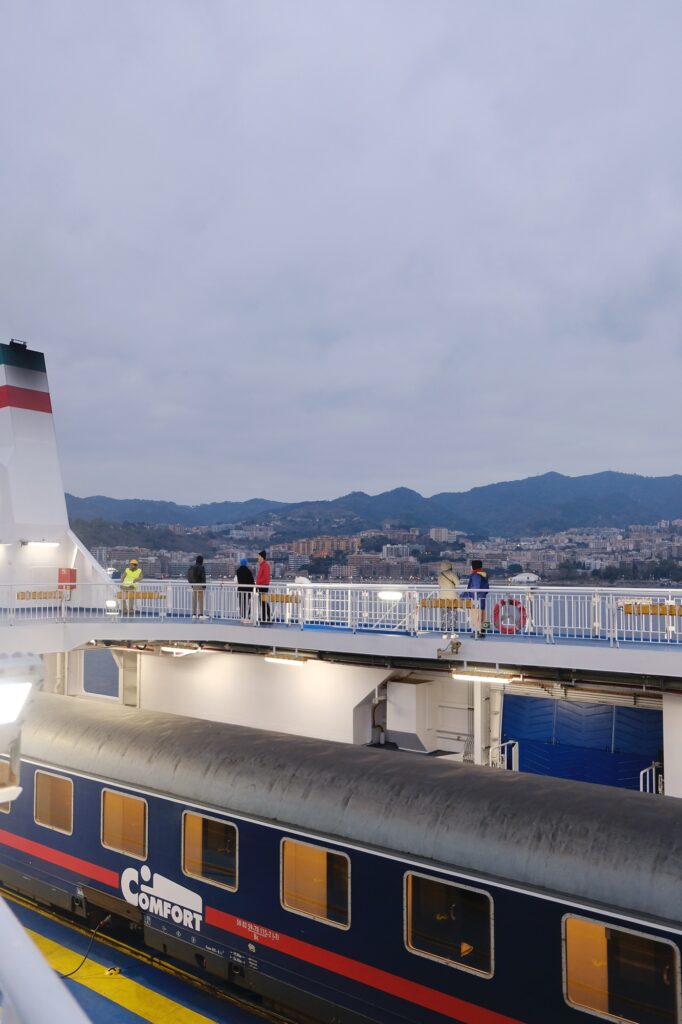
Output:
[662, 692, 682, 797]
[472, 682, 491, 765]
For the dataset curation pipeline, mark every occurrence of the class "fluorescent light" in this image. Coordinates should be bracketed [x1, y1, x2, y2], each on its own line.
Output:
[450, 672, 518, 686]
[0, 786, 22, 802]
[264, 654, 307, 667]
[22, 541, 60, 548]
[160, 646, 199, 657]
[0, 682, 32, 725]
[378, 590, 403, 602]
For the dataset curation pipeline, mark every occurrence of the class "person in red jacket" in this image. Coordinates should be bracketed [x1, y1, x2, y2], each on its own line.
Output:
[256, 550, 271, 623]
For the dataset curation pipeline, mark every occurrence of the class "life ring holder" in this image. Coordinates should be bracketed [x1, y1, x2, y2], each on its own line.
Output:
[493, 598, 527, 635]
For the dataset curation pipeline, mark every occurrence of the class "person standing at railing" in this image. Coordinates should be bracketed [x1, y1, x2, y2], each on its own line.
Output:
[463, 559, 489, 638]
[187, 555, 207, 618]
[438, 560, 460, 631]
[256, 550, 271, 623]
[236, 558, 255, 622]
[120, 559, 142, 616]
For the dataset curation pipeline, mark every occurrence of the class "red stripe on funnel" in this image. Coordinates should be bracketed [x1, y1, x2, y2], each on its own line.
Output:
[0, 385, 52, 413]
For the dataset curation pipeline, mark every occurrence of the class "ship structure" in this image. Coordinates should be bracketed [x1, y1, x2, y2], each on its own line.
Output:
[0, 339, 680, 800]
[1, 341, 682, 1024]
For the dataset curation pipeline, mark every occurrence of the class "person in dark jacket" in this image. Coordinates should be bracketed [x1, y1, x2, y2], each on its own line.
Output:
[464, 559, 489, 637]
[236, 558, 255, 622]
[188, 555, 207, 618]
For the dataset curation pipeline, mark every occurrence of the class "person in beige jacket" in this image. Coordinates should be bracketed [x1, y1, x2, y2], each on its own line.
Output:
[438, 560, 460, 630]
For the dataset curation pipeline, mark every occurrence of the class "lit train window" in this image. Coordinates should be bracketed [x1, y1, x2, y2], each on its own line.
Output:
[280, 838, 350, 929]
[405, 872, 493, 977]
[0, 760, 12, 814]
[34, 771, 73, 835]
[564, 916, 680, 1024]
[182, 812, 238, 891]
[101, 789, 147, 860]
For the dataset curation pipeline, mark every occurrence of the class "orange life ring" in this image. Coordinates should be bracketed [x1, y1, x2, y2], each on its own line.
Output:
[493, 598, 527, 635]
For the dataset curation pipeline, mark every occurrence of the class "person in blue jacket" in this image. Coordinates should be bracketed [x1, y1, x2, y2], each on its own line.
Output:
[464, 559, 489, 637]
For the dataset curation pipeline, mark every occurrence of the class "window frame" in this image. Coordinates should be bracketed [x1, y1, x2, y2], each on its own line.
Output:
[181, 810, 239, 893]
[33, 770, 73, 836]
[562, 912, 681, 1024]
[100, 786, 148, 860]
[403, 870, 494, 979]
[279, 836, 351, 931]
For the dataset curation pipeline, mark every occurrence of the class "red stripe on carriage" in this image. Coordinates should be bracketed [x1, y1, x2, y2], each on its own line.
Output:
[0, 385, 52, 413]
[205, 907, 520, 1024]
[0, 829, 119, 888]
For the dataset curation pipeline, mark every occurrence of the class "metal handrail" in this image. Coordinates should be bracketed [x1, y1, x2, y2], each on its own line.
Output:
[639, 761, 664, 794]
[489, 740, 520, 771]
[0, 896, 92, 1023]
[3, 580, 682, 645]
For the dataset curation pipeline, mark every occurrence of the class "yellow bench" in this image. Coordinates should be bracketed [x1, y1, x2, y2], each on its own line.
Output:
[421, 597, 473, 609]
[622, 603, 682, 616]
[265, 594, 300, 605]
[16, 590, 60, 600]
[116, 591, 167, 601]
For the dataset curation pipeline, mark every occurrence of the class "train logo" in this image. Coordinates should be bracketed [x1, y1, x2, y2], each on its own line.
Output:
[121, 864, 203, 931]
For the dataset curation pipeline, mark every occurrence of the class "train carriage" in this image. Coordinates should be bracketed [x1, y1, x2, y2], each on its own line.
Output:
[0, 692, 680, 1024]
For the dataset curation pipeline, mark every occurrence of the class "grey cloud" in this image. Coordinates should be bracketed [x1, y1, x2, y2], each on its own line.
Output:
[1, 1, 682, 503]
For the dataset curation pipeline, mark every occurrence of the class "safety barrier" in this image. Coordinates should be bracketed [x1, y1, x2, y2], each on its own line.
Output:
[2, 581, 682, 645]
[489, 740, 520, 771]
[0, 895, 92, 1024]
[640, 761, 665, 794]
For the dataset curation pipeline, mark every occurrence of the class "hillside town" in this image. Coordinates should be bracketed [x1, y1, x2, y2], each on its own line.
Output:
[88, 518, 682, 585]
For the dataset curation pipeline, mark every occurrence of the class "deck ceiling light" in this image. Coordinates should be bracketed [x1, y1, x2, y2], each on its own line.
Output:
[378, 590, 403, 602]
[450, 671, 519, 686]
[0, 682, 33, 725]
[20, 540, 60, 548]
[0, 653, 42, 726]
[264, 653, 308, 666]
[160, 645, 199, 657]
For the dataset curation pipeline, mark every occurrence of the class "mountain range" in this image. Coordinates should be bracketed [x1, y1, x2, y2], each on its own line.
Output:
[66, 471, 682, 538]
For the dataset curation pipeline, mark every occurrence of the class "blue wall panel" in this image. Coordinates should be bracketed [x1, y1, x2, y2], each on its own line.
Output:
[554, 701, 613, 750]
[500, 694, 555, 742]
[501, 695, 662, 790]
[614, 706, 663, 757]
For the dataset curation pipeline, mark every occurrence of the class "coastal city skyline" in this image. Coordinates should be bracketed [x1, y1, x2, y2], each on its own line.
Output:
[91, 518, 682, 587]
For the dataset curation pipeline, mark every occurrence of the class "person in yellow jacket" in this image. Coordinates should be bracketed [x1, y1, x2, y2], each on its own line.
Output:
[121, 559, 142, 616]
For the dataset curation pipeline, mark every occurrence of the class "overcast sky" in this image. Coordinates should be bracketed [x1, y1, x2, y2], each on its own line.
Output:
[1, 2, 681, 505]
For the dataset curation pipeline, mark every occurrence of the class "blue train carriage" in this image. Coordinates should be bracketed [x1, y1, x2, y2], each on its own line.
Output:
[0, 692, 680, 1024]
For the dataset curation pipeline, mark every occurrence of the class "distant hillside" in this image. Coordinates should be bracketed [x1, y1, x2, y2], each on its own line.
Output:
[66, 472, 682, 537]
[65, 494, 286, 526]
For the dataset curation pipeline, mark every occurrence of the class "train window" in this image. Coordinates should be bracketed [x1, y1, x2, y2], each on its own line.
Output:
[564, 916, 679, 1024]
[405, 872, 493, 977]
[281, 838, 350, 929]
[101, 789, 147, 859]
[182, 812, 238, 891]
[34, 771, 73, 835]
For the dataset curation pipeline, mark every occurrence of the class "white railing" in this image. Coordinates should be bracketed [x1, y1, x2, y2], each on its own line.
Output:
[489, 740, 520, 771]
[0, 896, 93, 1023]
[3, 580, 682, 646]
[640, 761, 664, 794]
